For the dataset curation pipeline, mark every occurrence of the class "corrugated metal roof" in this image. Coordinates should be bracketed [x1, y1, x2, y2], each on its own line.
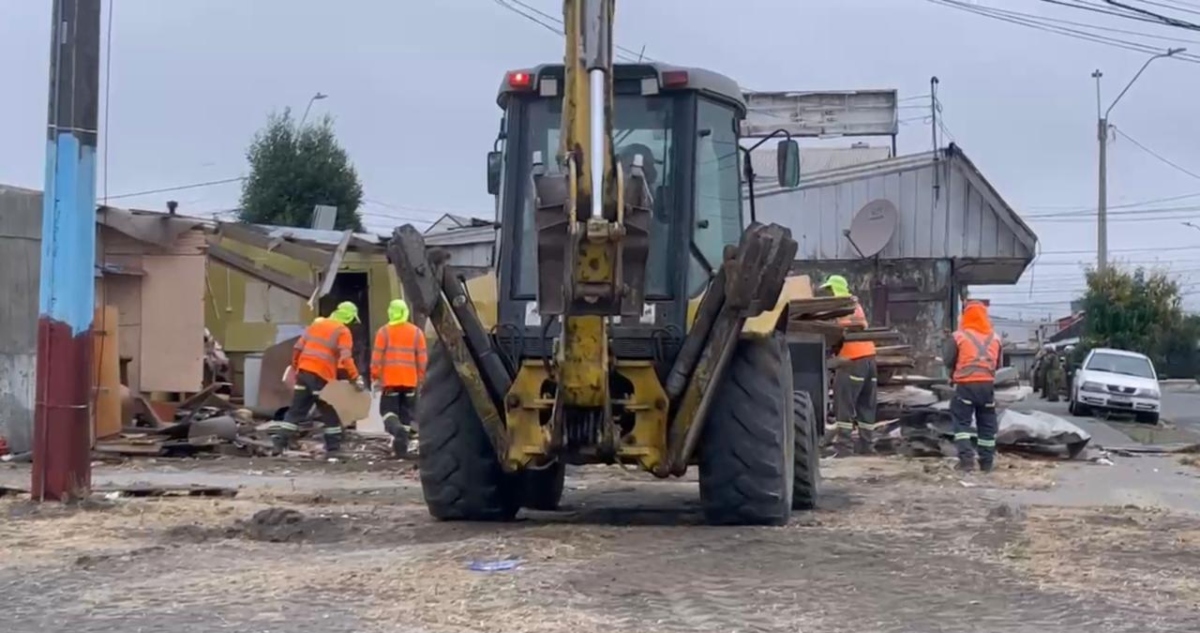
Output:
[424, 225, 496, 246]
[753, 144, 1037, 282]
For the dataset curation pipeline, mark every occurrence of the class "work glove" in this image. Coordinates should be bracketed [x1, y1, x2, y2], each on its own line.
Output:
[353, 376, 365, 392]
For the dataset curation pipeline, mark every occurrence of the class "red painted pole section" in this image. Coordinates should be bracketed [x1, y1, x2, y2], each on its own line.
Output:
[33, 0, 102, 501]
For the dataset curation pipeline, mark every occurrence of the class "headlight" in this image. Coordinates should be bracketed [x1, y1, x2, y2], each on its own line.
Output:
[1137, 388, 1161, 399]
[1081, 381, 1105, 393]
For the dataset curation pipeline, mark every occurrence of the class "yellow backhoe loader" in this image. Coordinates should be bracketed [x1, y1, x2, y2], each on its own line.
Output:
[388, 0, 820, 525]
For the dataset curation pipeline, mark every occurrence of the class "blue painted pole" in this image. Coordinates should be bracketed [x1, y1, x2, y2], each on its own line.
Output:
[33, 0, 102, 501]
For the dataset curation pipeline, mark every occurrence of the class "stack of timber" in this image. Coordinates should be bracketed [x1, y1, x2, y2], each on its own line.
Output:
[785, 296, 857, 342]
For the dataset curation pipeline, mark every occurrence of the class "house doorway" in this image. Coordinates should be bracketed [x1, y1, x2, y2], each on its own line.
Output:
[319, 271, 371, 382]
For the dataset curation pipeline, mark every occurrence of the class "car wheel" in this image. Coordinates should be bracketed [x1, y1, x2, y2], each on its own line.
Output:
[1136, 412, 1159, 425]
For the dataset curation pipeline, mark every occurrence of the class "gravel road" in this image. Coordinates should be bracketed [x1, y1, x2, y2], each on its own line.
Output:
[2, 455, 1198, 633]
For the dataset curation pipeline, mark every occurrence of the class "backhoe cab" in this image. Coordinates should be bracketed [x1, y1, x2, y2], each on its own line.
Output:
[388, 61, 819, 526]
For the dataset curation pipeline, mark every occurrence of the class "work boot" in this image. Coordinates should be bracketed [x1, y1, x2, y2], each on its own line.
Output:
[322, 426, 343, 455]
[978, 459, 995, 474]
[391, 425, 412, 459]
[955, 457, 975, 473]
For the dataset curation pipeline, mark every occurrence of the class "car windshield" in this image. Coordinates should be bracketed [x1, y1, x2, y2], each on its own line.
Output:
[1085, 352, 1156, 379]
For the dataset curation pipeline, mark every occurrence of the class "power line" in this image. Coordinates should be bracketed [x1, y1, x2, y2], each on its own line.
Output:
[929, 0, 1200, 60]
[1112, 126, 1200, 181]
[1024, 203, 1200, 219]
[1036, 0, 1195, 27]
[960, 0, 1200, 43]
[1132, 0, 1200, 18]
[1041, 243, 1200, 255]
[1026, 190, 1200, 211]
[105, 176, 247, 201]
[491, 0, 657, 63]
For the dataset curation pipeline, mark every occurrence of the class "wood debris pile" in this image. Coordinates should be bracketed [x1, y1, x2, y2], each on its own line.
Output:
[92, 382, 393, 461]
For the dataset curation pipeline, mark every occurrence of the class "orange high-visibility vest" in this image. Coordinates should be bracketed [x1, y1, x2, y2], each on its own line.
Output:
[293, 318, 359, 382]
[952, 329, 1000, 383]
[370, 322, 428, 388]
[838, 299, 876, 360]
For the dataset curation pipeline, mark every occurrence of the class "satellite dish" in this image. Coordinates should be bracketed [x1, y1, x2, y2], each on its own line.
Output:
[846, 199, 898, 258]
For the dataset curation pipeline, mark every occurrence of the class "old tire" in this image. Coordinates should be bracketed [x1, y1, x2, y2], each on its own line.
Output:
[418, 342, 519, 521]
[699, 332, 795, 526]
[791, 390, 821, 511]
[519, 461, 566, 511]
[1136, 411, 1160, 425]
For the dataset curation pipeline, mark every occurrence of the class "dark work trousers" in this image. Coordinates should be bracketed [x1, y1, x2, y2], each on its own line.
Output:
[949, 382, 998, 471]
[379, 386, 416, 457]
[832, 356, 878, 454]
[272, 370, 343, 452]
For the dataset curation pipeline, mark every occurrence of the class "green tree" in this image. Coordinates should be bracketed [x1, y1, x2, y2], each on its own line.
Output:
[239, 108, 364, 231]
[1081, 266, 1196, 373]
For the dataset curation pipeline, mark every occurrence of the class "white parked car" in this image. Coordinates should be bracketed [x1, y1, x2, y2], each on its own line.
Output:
[1069, 347, 1160, 424]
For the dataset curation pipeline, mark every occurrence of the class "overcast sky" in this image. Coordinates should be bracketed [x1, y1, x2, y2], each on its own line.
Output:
[3, 0, 1200, 320]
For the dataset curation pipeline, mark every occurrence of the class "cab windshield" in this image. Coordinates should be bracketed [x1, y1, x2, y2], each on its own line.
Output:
[513, 95, 676, 298]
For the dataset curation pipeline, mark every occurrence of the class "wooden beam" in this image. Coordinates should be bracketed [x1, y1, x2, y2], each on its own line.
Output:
[217, 223, 330, 267]
[309, 230, 353, 308]
[206, 242, 317, 299]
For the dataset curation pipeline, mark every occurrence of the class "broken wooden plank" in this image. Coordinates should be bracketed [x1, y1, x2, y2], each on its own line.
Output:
[875, 355, 916, 368]
[206, 241, 317, 299]
[786, 320, 845, 339]
[309, 230, 353, 309]
[93, 439, 166, 456]
[844, 329, 905, 343]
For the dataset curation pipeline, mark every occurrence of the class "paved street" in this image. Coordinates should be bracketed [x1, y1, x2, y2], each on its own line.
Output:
[1158, 381, 1200, 432]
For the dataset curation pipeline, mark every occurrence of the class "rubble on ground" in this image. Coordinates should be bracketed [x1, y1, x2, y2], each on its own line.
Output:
[92, 390, 402, 461]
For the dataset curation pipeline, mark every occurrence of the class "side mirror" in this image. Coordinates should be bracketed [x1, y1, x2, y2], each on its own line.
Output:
[776, 139, 800, 189]
[486, 151, 503, 195]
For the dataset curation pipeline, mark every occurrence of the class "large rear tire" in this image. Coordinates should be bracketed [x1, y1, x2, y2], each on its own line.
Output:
[418, 342, 519, 521]
[791, 390, 821, 511]
[699, 332, 795, 526]
[519, 461, 566, 511]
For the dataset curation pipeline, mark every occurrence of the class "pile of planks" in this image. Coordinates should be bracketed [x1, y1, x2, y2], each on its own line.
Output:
[785, 296, 857, 342]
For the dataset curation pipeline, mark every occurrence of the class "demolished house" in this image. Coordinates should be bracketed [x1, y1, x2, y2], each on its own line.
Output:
[753, 144, 1038, 376]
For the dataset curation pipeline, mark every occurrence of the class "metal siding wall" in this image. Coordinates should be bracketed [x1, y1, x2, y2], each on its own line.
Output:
[760, 160, 1030, 262]
[0, 187, 43, 453]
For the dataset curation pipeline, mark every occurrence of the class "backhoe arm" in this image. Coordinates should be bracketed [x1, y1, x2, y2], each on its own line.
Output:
[527, 0, 654, 456]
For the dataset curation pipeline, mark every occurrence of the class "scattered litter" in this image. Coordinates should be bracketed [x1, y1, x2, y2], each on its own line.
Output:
[959, 480, 978, 488]
[1094, 457, 1115, 466]
[468, 559, 523, 572]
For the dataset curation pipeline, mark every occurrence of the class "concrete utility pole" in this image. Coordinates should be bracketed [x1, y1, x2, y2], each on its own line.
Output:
[34, 0, 102, 501]
[1094, 48, 1184, 272]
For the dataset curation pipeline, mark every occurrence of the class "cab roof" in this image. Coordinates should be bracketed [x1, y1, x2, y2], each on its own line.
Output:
[496, 62, 746, 113]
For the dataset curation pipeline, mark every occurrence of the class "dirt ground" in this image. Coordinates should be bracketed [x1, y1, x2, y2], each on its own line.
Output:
[2, 454, 1199, 633]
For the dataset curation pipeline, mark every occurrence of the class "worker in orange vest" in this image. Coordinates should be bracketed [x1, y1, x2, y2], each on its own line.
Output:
[944, 300, 1002, 472]
[370, 299, 427, 457]
[821, 275, 878, 457]
[271, 301, 364, 454]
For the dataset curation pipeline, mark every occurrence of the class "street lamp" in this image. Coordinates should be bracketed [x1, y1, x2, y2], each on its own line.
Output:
[1094, 48, 1184, 272]
[299, 92, 328, 129]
